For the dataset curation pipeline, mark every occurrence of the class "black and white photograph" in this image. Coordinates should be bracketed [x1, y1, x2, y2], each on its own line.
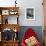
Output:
[25, 8, 35, 20]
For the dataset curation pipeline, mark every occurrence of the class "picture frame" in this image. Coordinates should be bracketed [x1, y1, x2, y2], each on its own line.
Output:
[25, 7, 35, 20]
[2, 10, 9, 15]
[9, 10, 18, 15]
[8, 16, 18, 24]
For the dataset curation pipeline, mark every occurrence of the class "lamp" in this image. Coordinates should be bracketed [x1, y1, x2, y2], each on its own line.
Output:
[15, 0, 17, 7]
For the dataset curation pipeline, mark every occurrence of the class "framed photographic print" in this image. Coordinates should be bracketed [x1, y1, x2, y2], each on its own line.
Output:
[25, 7, 35, 20]
[2, 10, 9, 15]
[8, 16, 18, 24]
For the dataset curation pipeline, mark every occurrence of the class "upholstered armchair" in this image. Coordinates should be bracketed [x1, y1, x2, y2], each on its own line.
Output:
[21, 28, 41, 46]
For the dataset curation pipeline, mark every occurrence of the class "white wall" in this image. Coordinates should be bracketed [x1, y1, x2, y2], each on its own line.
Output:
[0, 0, 44, 26]
[18, 0, 44, 26]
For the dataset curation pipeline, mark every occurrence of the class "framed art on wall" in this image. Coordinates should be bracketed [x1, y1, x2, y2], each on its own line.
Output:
[8, 16, 18, 24]
[25, 7, 35, 20]
[2, 10, 9, 15]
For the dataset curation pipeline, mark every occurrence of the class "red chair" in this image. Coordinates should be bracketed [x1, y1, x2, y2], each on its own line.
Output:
[21, 28, 41, 46]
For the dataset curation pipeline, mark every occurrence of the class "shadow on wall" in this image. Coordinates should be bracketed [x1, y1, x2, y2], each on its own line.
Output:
[18, 26, 43, 44]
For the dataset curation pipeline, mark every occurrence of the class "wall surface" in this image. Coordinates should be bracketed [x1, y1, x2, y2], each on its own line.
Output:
[0, 0, 44, 26]
[17, 0, 44, 26]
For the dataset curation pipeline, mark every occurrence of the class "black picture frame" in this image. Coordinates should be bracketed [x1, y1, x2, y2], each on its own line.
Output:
[25, 7, 35, 20]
